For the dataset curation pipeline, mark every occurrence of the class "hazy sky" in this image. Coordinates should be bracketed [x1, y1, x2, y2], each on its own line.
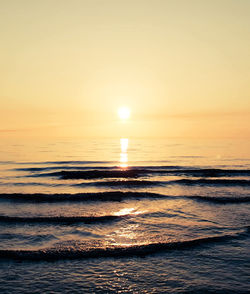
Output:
[1, 0, 250, 139]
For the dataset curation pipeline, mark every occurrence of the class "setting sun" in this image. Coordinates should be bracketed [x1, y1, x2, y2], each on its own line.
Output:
[118, 107, 131, 120]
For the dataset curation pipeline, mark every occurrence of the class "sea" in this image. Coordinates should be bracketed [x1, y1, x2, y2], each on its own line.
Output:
[0, 138, 249, 294]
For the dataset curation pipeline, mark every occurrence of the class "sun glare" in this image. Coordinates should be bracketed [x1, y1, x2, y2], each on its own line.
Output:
[118, 106, 131, 120]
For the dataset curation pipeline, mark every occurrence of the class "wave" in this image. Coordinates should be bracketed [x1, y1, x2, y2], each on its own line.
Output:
[24, 168, 250, 179]
[2, 178, 250, 189]
[14, 165, 181, 172]
[0, 191, 166, 202]
[0, 192, 249, 204]
[0, 180, 162, 188]
[174, 168, 250, 177]
[74, 180, 163, 188]
[74, 179, 250, 188]
[0, 182, 65, 187]
[29, 170, 149, 179]
[0, 231, 247, 261]
[189, 195, 250, 204]
[0, 214, 124, 224]
[14, 166, 112, 172]
[14, 161, 115, 166]
[171, 179, 250, 186]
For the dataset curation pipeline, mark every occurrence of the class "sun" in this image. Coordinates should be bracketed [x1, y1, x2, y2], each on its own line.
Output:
[118, 106, 131, 120]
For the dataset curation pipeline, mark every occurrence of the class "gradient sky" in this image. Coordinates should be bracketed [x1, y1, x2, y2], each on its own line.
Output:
[1, 0, 250, 139]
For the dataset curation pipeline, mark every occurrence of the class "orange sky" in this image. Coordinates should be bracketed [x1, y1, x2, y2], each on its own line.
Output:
[1, 0, 250, 139]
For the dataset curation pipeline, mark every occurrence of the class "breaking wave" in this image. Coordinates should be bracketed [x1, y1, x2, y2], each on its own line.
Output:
[0, 230, 247, 261]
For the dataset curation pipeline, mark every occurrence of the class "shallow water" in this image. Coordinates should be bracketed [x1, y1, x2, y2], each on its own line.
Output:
[0, 138, 250, 293]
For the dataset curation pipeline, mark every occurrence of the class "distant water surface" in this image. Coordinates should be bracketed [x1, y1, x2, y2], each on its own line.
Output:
[0, 138, 249, 293]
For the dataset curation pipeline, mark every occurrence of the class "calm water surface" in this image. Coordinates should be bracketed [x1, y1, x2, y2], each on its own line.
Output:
[0, 138, 249, 293]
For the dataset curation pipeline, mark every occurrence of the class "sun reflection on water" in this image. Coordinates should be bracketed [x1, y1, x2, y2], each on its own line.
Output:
[109, 207, 148, 247]
[108, 223, 140, 247]
[120, 138, 129, 168]
[113, 207, 146, 216]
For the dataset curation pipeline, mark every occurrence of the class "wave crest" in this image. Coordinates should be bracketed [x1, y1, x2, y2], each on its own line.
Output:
[0, 231, 247, 261]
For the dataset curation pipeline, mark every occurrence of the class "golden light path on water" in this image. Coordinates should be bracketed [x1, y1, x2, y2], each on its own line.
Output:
[118, 105, 130, 167]
[120, 138, 129, 168]
[115, 138, 148, 247]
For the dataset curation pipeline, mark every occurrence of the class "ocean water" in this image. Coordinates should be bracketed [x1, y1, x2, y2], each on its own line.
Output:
[0, 138, 249, 294]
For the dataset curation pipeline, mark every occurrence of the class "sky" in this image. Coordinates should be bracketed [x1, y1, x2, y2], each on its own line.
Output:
[0, 0, 250, 139]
